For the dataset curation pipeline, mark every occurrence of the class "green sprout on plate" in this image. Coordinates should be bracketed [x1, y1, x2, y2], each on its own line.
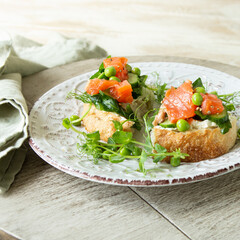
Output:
[62, 111, 189, 175]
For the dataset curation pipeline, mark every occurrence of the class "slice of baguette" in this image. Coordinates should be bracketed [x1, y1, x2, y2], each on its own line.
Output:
[82, 104, 134, 142]
[151, 116, 237, 162]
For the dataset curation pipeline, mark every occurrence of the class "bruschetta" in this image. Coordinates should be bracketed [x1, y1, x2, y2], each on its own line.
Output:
[81, 56, 153, 141]
[151, 79, 237, 162]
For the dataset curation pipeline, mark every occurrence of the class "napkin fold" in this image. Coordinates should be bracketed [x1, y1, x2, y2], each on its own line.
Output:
[0, 33, 107, 193]
[0, 74, 28, 158]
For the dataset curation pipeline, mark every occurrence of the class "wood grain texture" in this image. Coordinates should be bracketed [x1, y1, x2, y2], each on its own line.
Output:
[0, 230, 20, 240]
[0, 149, 188, 240]
[0, 0, 240, 238]
[0, 1, 240, 67]
[131, 169, 240, 240]
[1, 56, 240, 240]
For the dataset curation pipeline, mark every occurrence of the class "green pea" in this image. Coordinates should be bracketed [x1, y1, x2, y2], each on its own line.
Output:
[210, 91, 218, 96]
[192, 93, 203, 106]
[70, 115, 81, 126]
[131, 67, 141, 76]
[170, 157, 181, 167]
[62, 118, 71, 129]
[102, 151, 112, 160]
[132, 147, 142, 156]
[125, 64, 132, 72]
[176, 119, 190, 132]
[195, 87, 205, 93]
[109, 76, 121, 82]
[70, 115, 79, 121]
[104, 66, 116, 77]
[120, 147, 131, 156]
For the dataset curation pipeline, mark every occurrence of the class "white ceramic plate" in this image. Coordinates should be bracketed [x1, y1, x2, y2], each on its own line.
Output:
[29, 62, 240, 186]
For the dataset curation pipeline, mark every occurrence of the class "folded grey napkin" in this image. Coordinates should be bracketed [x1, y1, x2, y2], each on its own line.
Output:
[0, 33, 107, 193]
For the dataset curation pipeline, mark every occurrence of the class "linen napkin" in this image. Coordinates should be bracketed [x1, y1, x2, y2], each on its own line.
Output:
[0, 33, 107, 193]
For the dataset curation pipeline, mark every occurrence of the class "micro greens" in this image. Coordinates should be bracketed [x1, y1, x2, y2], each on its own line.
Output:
[218, 91, 240, 111]
[62, 110, 189, 175]
[112, 120, 123, 131]
[155, 83, 167, 103]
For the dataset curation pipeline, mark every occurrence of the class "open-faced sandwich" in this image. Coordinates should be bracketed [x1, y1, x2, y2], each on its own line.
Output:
[63, 58, 239, 172]
[68, 56, 154, 141]
[151, 79, 237, 162]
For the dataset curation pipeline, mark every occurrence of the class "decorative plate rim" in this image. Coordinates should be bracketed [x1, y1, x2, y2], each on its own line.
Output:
[29, 137, 240, 186]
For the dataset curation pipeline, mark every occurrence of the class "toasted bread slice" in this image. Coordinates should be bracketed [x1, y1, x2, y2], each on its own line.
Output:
[82, 104, 134, 142]
[151, 116, 237, 162]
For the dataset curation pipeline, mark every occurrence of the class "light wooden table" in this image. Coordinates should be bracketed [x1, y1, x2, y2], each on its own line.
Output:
[0, 0, 240, 68]
[0, 0, 240, 239]
[0, 56, 239, 240]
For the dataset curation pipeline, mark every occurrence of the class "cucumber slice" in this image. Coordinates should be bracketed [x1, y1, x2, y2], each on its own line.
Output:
[195, 110, 208, 120]
[208, 108, 232, 134]
[208, 108, 229, 125]
[220, 121, 232, 134]
[128, 73, 139, 87]
[159, 119, 176, 128]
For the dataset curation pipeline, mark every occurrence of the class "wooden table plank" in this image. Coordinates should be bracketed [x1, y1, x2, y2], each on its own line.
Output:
[131, 170, 240, 240]
[0, 149, 188, 240]
[0, 230, 20, 240]
[0, 0, 240, 67]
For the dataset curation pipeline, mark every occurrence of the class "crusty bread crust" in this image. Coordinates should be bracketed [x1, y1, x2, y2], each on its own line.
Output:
[151, 116, 237, 162]
[82, 104, 134, 142]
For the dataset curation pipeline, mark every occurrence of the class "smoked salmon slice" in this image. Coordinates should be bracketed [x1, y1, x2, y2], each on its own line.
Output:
[163, 80, 197, 123]
[86, 79, 133, 103]
[109, 80, 133, 103]
[115, 68, 129, 81]
[201, 93, 224, 115]
[86, 79, 119, 95]
[103, 57, 129, 81]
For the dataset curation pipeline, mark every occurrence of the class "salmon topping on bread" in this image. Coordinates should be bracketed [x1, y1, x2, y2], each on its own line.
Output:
[85, 78, 119, 95]
[163, 80, 197, 123]
[86, 79, 133, 104]
[201, 93, 224, 115]
[103, 57, 128, 81]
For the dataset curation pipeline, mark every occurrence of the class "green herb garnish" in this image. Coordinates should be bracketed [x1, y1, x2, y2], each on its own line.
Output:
[90, 55, 111, 79]
[192, 77, 205, 89]
[62, 110, 189, 175]
[155, 83, 167, 103]
[218, 91, 240, 111]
